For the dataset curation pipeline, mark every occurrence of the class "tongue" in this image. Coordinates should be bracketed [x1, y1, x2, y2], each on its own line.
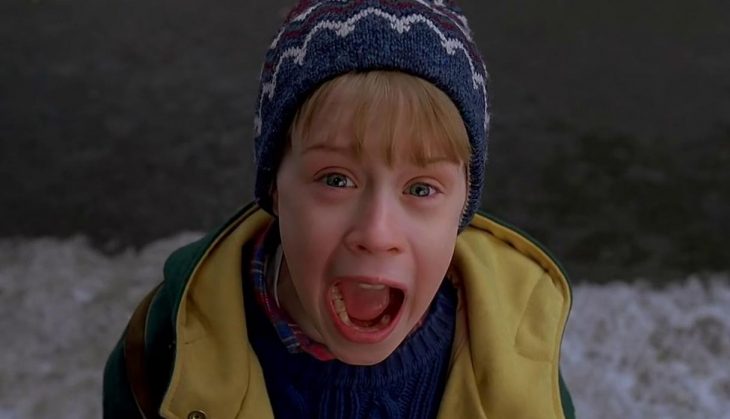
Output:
[337, 282, 391, 321]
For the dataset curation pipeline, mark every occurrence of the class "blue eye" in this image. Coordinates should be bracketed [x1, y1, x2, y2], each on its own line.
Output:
[407, 182, 435, 197]
[322, 173, 354, 188]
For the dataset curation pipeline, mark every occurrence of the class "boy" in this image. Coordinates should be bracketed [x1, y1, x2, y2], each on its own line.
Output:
[104, 1, 576, 418]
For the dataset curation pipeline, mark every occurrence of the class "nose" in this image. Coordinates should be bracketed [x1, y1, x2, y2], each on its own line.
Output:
[344, 190, 405, 255]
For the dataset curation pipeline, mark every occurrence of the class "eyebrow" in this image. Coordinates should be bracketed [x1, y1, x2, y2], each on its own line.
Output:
[301, 142, 359, 158]
[301, 141, 459, 167]
[418, 156, 458, 166]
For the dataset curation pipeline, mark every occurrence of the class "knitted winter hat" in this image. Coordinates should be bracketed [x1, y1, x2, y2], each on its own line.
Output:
[253, 0, 489, 229]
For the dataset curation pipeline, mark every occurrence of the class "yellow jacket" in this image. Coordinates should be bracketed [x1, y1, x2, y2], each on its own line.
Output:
[104, 204, 575, 418]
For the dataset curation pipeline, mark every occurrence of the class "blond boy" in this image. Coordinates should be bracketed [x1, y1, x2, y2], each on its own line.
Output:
[104, 1, 575, 418]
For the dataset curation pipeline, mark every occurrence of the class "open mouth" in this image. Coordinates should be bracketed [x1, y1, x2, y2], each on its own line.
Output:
[328, 279, 405, 341]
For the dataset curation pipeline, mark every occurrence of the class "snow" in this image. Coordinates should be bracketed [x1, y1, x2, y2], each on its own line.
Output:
[562, 277, 730, 418]
[0, 235, 728, 418]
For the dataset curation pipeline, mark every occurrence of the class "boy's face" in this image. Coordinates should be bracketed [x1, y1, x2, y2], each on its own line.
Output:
[273, 83, 467, 365]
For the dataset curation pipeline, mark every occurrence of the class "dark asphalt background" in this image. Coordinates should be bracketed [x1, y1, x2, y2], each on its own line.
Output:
[2, 0, 729, 282]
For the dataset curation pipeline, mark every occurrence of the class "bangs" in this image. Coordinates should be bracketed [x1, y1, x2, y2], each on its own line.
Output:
[289, 71, 471, 167]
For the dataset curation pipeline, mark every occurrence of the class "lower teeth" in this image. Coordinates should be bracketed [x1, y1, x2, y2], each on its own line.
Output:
[337, 311, 391, 330]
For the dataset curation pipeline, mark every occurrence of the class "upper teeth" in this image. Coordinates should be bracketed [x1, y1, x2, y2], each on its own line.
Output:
[358, 283, 386, 290]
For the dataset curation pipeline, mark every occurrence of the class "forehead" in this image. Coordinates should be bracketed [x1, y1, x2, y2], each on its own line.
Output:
[289, 71, 470, 167]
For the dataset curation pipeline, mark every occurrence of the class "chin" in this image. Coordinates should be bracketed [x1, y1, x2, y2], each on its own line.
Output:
[332, 347, 395, 366]
[327, 331, 407, 366]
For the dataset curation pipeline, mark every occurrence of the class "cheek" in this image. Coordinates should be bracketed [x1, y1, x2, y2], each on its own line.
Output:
[405, 223, 457, 308]
[419, 238, 456, 282]
[277, 192, 347, 288]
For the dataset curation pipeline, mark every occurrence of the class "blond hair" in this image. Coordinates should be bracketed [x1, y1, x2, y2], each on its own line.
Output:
[288, 71, 471, 167]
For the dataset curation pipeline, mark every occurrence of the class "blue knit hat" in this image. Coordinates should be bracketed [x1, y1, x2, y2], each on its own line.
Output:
[253, 0, 489, 230]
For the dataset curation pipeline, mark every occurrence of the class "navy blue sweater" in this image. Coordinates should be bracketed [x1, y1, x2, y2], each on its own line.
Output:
[244, 279, 457, 419]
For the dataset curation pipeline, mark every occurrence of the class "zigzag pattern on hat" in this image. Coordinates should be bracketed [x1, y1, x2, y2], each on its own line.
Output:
[270, 0, 472, 48]
[254, 5, 488, 138]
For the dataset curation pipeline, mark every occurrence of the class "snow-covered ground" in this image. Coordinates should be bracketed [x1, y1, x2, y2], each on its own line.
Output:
[0, 235, 728, 419]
